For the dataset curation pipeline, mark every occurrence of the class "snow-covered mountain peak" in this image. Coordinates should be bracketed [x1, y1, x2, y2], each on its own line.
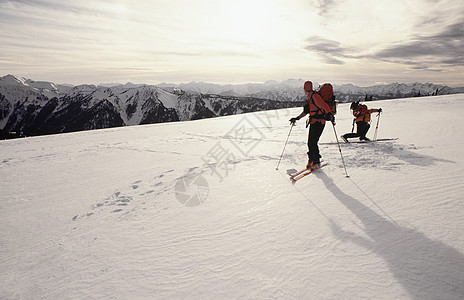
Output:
[69, 84, 98, 95]
[24, 79, 59, 93]
[0, 74, 28, 87]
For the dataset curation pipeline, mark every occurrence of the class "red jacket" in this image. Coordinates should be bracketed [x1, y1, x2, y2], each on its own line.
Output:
[353, 105, 379, 123]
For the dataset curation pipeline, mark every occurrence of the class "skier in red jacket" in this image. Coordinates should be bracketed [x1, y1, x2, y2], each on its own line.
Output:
[342, 101, 382, 142]
[290, 81, 333, 170]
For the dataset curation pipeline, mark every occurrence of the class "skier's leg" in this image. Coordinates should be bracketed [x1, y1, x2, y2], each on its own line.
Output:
[307, 121, 325, 164]
[342, 132, 359, 139]
[357, 122, 370, 140]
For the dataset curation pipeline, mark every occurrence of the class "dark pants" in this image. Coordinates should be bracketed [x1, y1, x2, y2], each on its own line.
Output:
[343, 121, 370, 140]
[307, 121, 325, 163]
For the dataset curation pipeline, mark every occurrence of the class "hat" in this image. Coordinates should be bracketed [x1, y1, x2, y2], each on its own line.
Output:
[350, 101, 359, 110]
[303, 81, 313, 92]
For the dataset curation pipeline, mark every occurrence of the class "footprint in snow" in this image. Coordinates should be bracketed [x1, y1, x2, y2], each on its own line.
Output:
[132, 180, 142, 189]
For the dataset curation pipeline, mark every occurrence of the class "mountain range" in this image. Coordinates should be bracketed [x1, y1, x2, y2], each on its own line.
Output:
[169, 79, 464, 102]
[0, 75, 299, 138]
[1, 74, 463, 138]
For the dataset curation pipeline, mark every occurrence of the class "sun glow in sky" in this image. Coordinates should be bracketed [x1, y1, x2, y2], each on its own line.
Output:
[0, 0, 463, 86]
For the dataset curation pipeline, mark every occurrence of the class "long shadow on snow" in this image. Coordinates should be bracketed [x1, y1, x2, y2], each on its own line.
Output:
[325, 141, 455, 170]
[372, 142, 454, 166]
[314, 171, 464, 300]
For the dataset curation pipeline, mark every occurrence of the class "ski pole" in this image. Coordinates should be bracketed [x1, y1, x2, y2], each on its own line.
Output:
[276, 124, 294, 170]
[373, 112, 381, 141]
[331, 121, 350, 178]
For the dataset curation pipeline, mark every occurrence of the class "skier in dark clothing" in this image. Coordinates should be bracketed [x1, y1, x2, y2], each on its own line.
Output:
[290, 81, 333, 170]
[342, 101, 382, 142]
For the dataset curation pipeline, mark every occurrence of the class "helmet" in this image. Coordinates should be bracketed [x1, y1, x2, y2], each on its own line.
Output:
[303, 81, 313, 92]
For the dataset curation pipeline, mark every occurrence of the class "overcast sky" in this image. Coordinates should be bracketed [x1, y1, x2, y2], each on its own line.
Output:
[1, 0, 463, 86]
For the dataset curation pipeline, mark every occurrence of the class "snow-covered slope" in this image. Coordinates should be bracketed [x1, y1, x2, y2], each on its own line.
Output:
[1, 95, 463, 299]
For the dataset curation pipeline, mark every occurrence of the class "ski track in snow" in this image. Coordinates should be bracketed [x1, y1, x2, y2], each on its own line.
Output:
[1, 95, 464, 299]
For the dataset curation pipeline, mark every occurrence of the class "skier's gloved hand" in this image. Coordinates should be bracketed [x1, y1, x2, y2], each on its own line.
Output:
[325, 113, 335, 124]
[289, 117, 298, 125]
[378, 108, 382, 113]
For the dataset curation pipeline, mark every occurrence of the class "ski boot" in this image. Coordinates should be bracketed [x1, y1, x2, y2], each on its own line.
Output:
[306, 161, 321, 170]
[341, 135, 349, 143]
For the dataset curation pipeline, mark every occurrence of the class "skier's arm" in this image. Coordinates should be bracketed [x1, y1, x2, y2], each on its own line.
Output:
[289, 110, 307, 125]
[367, 108, 382, 114]
[296, 110, 308, 120]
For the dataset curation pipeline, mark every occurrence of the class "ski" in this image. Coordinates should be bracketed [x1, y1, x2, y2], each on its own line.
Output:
[289, 167, 309, 178]
[291, 168, 317, 181]
[346, 138, 398, 144]
[321, 138, 398, 145]
[290, 163, 327, 182]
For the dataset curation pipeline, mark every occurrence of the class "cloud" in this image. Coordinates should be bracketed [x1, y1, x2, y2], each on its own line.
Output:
[303, 37, 361, 64]
[372, 21, 464, 68]
[309, 0, 337, 16]
[1, 0, 109, 15]
[303, 20, 464, 71]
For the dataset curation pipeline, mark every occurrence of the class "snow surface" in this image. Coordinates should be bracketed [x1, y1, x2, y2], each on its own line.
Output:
[1, 95, 463, 299]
